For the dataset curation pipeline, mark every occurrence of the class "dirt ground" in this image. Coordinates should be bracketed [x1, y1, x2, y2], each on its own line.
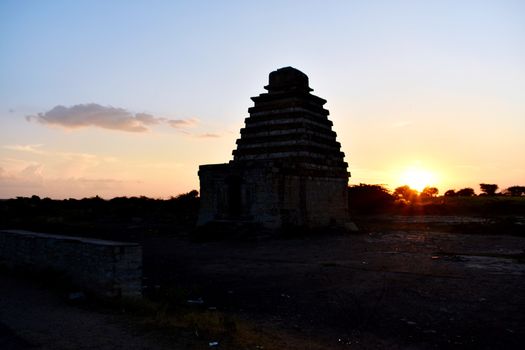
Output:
[2, 215, 524, 349]
[0, 274, 190, 350]
[143, 215, 525, 349]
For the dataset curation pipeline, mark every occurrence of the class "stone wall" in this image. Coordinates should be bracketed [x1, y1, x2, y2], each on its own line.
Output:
[303, 176, 349, 226]
[0, 230, 142, 298]
[198, 163, 281, 228]
[198, 162, 349, 229]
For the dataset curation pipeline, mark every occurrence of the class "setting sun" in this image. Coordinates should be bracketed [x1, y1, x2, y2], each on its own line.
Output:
[399, 167, 436, 192]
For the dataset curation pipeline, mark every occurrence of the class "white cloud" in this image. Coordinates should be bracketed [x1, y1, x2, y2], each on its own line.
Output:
[26, 103, 197, 133]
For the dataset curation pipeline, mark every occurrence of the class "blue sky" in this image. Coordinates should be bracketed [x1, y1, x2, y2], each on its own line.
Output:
[1, 0, 524, 198]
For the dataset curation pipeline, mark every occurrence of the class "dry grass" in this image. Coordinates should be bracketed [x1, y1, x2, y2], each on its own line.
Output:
[140, 308, 329, 350]
[101, 286, 330, 350]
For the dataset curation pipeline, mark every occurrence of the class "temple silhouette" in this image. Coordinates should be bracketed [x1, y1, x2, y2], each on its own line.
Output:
[198, 67, 351, 229]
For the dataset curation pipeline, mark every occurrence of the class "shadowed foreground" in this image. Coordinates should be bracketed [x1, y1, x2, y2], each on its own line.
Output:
[143, 216, 525, 349]
[1, 215, 524, 349]
[0, 274, 186, 350]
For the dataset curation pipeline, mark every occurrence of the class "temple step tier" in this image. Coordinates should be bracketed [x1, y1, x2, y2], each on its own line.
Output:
[233, 69, 348, 178]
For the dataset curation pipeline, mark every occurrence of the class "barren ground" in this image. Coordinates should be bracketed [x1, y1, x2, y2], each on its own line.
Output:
[2, 215, 525, 349]
[140, 215, 525, 349]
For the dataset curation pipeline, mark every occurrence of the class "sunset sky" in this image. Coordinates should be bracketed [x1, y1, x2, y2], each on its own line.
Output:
[1, 0, 524, 199]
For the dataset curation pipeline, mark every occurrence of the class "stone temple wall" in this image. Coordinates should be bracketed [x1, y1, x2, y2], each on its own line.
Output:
[0, 230, 142, 298]
[198, 67, 351, 230]
[198, 163, 280, 227]
[199, 162, 349, 229]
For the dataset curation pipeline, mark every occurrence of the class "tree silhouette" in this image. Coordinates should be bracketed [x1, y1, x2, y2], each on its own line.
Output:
[456, 188, 475, 196]
[444, 189, 456, 197]
[347, 184, 394, 213]
[393, 185, 418, 202]
[479, 183, 498, 196]
[505, 186, 525, 196]
[420, 186, 439, 198]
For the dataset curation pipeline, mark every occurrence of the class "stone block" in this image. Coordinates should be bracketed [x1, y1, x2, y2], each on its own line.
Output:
[0, 230, 142, 298]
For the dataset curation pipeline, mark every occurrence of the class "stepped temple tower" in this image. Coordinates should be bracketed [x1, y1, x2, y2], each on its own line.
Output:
[198, 67, 351, 229]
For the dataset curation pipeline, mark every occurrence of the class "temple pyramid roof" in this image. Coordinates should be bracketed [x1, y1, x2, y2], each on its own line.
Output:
[232, 67, 348, 178]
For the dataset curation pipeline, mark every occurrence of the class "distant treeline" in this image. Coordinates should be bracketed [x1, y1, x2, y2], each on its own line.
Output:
[0, 190, 199, 239]
[1, 183, 524, 238]
[348, 183, 525, 215]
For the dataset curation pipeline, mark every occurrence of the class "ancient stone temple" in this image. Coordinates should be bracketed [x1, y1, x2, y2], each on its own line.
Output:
[198, 67, 350, 229]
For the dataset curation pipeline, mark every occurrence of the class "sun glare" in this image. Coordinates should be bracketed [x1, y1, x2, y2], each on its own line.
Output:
[400, 167, 436, 192]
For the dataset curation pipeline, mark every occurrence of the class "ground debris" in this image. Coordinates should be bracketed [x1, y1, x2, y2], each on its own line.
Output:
[187, 297, 204, 305]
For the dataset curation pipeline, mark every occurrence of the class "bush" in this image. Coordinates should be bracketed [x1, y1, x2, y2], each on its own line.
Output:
[348, 184, 394, 214]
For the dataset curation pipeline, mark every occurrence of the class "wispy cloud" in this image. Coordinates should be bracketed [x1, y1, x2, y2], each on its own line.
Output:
[195, 133, 221, 138]
[18, 163, 44, 178]
[0, 163, 45, 189]
[3, 144, 46, 154]
[167, 118, 199, 129]
[0, 164, 128, 198]
[3, 144, 115, 162]
[26, 104, 197, 133]
[2, 145, 119, 179]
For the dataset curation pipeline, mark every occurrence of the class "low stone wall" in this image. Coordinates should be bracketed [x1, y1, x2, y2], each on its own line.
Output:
[0, 230, 142, 298]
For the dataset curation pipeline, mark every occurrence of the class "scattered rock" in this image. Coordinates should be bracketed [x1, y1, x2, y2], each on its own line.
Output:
[187, 297, 204, 305]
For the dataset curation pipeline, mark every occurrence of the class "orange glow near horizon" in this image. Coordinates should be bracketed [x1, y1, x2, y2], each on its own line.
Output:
[398, 166, 438, 192]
